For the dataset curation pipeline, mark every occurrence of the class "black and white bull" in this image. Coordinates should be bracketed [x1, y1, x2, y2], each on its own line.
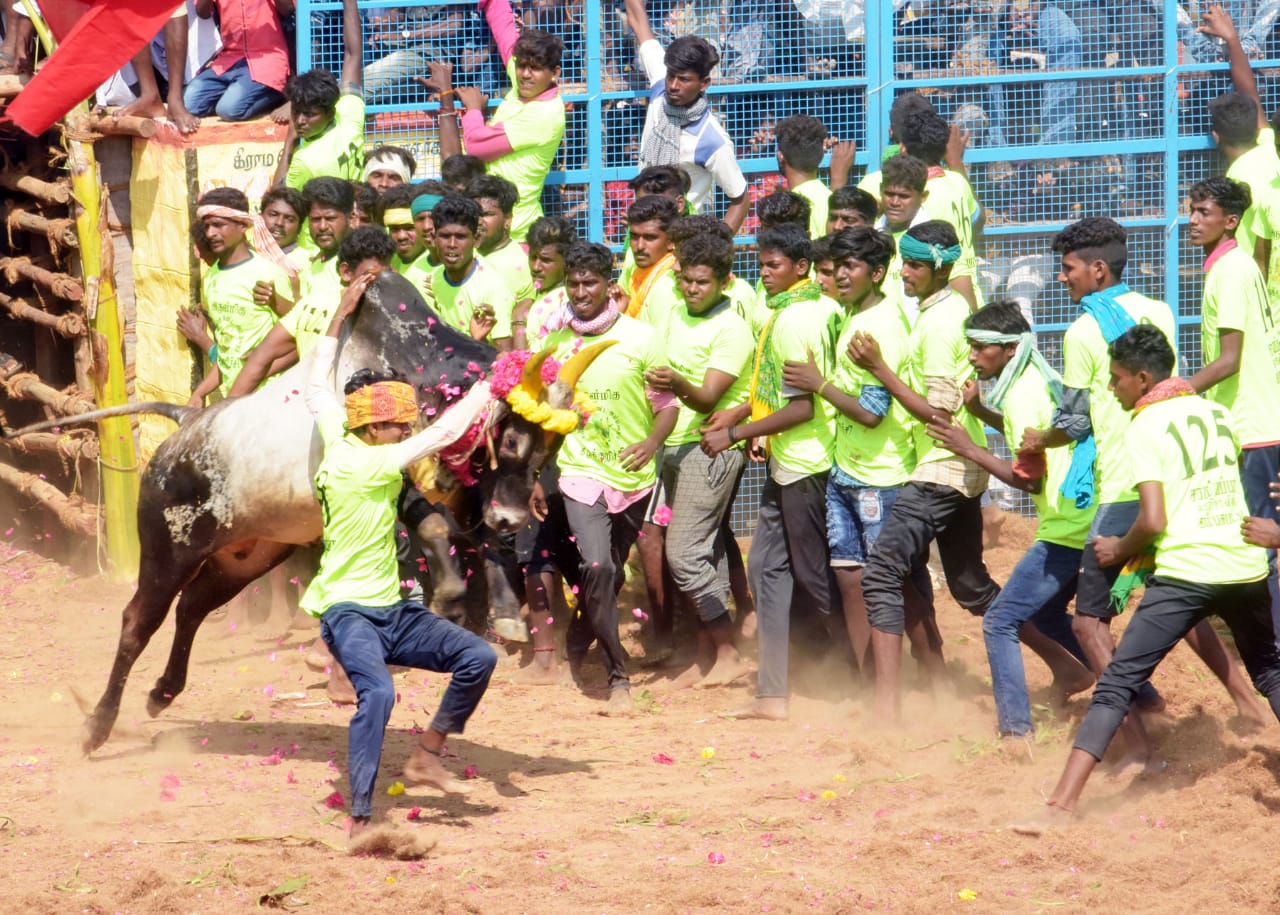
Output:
[7, 272, 602, 753]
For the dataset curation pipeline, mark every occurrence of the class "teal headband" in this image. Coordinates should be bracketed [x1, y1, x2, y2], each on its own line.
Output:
[899, 234, 961, 269]
[964, 328, 1062, 410]
[410, 193, 445, 217]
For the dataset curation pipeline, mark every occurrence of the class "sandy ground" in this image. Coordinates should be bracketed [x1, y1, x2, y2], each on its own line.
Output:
[3, 515, 1280, 914]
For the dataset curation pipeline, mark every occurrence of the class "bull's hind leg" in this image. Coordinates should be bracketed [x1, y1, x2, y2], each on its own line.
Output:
[83, 554, 199, 755]
[146, 541, 296, 717]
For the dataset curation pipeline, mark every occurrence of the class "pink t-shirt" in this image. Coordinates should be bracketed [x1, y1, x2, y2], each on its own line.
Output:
[207, 0, 289, 93]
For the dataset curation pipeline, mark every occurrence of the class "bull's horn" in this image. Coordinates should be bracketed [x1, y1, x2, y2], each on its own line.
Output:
[518, 347, 555, 396]
[556, 339, 617, 389]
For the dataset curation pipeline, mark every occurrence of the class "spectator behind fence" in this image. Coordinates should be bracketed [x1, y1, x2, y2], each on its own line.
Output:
[184, 0, 290, 121]
[775, 114, 831, 240]
[427, 0, 566, 242]
[626, 0, 750, 232]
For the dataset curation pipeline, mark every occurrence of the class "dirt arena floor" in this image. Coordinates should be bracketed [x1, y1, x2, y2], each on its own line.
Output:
[4, 514, 1280, 914]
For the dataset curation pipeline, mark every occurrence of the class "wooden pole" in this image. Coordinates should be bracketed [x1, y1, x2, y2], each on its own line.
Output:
[0, 291, 87, 337]
[2, 431, 100, 461]
[85, 113, 157, 139]
[3, 372, 98, 415]
[66, 107, 140, 580]
[0, 257, 84, 301]
[0, 73, 30, 97]
[5, 207, 80, 248]
[0, 460, 98, 536]
[0, 172, 72, 205]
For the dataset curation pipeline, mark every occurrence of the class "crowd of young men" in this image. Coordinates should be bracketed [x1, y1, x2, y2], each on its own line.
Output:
[174, 1, 1280, 834]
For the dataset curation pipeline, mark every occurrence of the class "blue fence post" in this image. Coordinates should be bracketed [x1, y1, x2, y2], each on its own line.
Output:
[584, 0, 603, 243]
[1164, 0, 1182, 325]
[866, 0, 890, 169]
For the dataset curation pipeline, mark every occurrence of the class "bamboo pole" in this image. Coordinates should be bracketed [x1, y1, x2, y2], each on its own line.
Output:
[0, 291, 87, 337]
[0, 460, 98, 536]
[0, 172, 72, 205]
[0, 257, 84, 301]
[3, 372, 97, 415]
[85, 113, 156, 139]
[5, 207, 79, 248]
[0, 74, 30, 97]
[2, 431, 100, 461]
[66, 107, 141, 579]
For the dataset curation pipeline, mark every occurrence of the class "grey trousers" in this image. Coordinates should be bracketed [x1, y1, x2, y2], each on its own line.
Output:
[662, 443, 745, 623]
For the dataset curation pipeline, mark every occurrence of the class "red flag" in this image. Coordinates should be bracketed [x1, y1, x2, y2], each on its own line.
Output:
[3, 0, 180, 136]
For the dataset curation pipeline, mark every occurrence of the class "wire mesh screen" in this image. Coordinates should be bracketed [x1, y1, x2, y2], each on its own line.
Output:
[298, 0, 1280, 532]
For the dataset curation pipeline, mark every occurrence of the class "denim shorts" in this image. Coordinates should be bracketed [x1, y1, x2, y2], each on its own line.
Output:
[826, 466, 902, 567]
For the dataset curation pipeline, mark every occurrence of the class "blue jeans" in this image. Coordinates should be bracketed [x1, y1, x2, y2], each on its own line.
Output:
[1240, 444, 1280, 647]
[320, 599, 497, 817]
[983, 540, 1087, 735]
[183, 57, 284, 120]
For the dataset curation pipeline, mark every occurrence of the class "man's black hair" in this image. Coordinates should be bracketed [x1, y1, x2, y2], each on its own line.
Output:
[1052, 216, 1128, 280]
[675, 232, 734, 280]
[757, 224, 813, 265]
[665, 35, 718, 80]
[304, 177, 355, 214]
[889, 91, 936, 143]
[285, 68, 340, 113]
[811, 234, 834, 265]
[526, 215, 578, 255]
[376, 182, 419, 220]
[1209, 91, 1261, 148]
[1189, 176, 1252, 220]
[467, 175, 519, 215]
[904, 219, 959, 251]
[512, 27, 564, 70]
[903, 109, 950, 165]
[343, 367, 408, 396]
[776, 114, 828, 173]
[441, 154, 487, 191]
[1109, 324, 1175, 380]
[966, 300, 1031, 336]
[881, 153, 928, 194]
[565, 241, 614, 279]
[828, 226, 895, 274]
[352, 181, 380, 217]
[627, 193, 681, 230]
[630, 164, 691, 198]
[829, 186, 878, 224]
[430, 195, 483, 233]
[198, 187, 250, 211]
[338, 225, 396, 267]
[669, 214, 733, 245]
[366, 145, 417, 178]
[757, 191, 811, 232]
[260, 186, 307, 219]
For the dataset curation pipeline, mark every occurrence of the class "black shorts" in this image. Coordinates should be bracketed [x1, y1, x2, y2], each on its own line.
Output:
[1075, 500, 1141, 619]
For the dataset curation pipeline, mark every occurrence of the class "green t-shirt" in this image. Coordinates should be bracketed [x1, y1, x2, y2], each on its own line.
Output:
[286, 93, 366, 191]
[483, 238, 536, 304]
[1200, 244, 1280, 447]
[661, 299, 753, 446]
[429, 254, 516, 343]
[831, 297, 916, 487]
[755, 292, 842, 475]
[909, 289, 985, 466]
[280, 257, 344, 358]
[544, 315, 663, 492]
[1061, 289, 1178, 504]
[634, 270, 682, 338]
[202, 255, 291, 396]
[1125, 395, 1266, 584]
[482, 59, 566, 241]
[1225, 126, 1280, 258]
[300, 407, 405, 617]
[725, 275, 757, 321]
[525, 286, 567, 350]
[400, 252, 438, 307]
[1002, 368, 1094, 548]
[792, 178, 831, 241]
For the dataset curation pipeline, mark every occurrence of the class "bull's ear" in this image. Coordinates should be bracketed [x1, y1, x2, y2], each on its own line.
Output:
[555, 339, 617, 391]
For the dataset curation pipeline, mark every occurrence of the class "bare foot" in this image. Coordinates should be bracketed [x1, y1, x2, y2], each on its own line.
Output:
[694, 653, 751, 689]
[1049, 667, 1096, 708]
[403, 747, 472, 794]
[1009, 802, 1072, 836]
[599, 687, 638, 717]
[737, 610, 758, 641]
[326, 664, 357, 704]
[1228, 711, 1269, 737]
[999, 734, 1035, 764]
[117, 97, 168, 121]
[668, 661, 710, 690]
[349, 815, 372, 840]
[510, 655, 565, 685]
[492, 617, 529, 643]
[270, 101, 291, 124]
[722, 697, 788, 721]
[305, 638, 333, 672]
[1107, 752, 1166, 780]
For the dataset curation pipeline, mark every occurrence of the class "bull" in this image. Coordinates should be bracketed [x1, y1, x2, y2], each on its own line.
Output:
[7, 272, 605, 753]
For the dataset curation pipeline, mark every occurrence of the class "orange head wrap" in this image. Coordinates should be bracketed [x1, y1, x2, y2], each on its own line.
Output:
[344, 381, 419, 429]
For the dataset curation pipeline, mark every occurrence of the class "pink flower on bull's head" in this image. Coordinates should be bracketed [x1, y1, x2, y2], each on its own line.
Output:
[541, 356, 561, 388]
[489, 350, 528, 398]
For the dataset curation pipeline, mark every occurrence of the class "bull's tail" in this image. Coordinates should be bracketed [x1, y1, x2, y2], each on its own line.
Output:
[2, 401, 192, 439]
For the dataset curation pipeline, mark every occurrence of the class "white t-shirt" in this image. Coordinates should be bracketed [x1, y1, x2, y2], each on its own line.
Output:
[637, 39, 748, 213]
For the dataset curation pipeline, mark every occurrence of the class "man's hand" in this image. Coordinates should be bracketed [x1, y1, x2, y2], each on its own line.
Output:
[1092, 535, 1125, 568]
[253, 279, 278, 308]
[176, 308, 213, 349]
[700, 427, 732, 457]
[185, 392, 205, 409]
[700, 407, 742, 435]
[925, 414, 974, 457]
[456, 86, 488, 111]
[644, 365, 682, 394]
[337, 272, 376, 321]
[417, 60, 455, 95]
[1242, 516, 1280, 549]
[529, 479, 549, 522]
[1019, 426, 1049, 454]
[782, 353, 825, 394]
[961, 378, 983, 414]
[470, 303, 496, 341]
[945, 123, 969, 170]
[828, 139, 855, 181]
[619, 437, 659, 472]
[1199, 4, 1239, 42]
[847, 330, 885, 373]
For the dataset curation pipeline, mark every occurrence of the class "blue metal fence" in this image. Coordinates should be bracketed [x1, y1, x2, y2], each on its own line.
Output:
[298, 0, 1280, 529]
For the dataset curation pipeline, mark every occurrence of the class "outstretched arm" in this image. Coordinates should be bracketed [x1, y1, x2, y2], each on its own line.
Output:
[1201, 5, 1264, 129]
[229, 322, 298, 396]
[624, 0, 657, 46]
[341, 0, 362, 93]
[479, 0, 520, 66]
